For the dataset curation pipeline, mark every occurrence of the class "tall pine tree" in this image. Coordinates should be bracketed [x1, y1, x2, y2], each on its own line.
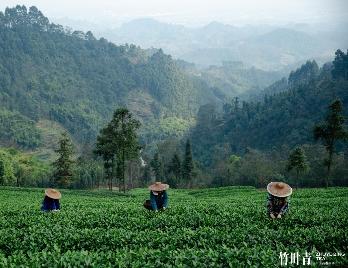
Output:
[314, 99, 348, 187]
[182, 139, 194, 187]
[150, 152, 163, 181]
[168, 153, 182, 186]
[53, 132, 75, 188]
[142, 165, 152, 186]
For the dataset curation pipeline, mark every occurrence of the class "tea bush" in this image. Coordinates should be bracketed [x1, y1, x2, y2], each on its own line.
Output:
[0, 186, 347, 267]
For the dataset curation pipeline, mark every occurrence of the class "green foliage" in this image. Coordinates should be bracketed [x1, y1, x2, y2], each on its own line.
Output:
[53, 132, 75, 188]
[167, 153, 182, 186]
[141, 165, 152, 186]
[0, 150, 15, 184]
[288, 60, 319, 88]
[0, 186, 347, 267]
[72, 158, 104, 189]
[0, 6, 222, 149]
[150, 152, 163, 181]
[286, 147, 309, 187]
[199, 63, 284, 97]
[95, 108, 141, 192]
[0, 109, 41, 148]
[332, 49, 348, 80]
[190, 52, 348, 172]
[314, 99, 348, 187]
[231, 149, 282, 187]
[182, 139, 194, 185]
[0, 148, 50, 186]
[209, 144, 348, 188]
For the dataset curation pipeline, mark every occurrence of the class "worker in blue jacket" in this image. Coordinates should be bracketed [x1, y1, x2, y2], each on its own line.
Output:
[41, 188, 61, 212]
[144, 182, 169, 212]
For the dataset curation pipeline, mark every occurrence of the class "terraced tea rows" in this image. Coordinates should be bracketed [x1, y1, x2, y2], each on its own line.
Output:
[0, 187, 347, 267]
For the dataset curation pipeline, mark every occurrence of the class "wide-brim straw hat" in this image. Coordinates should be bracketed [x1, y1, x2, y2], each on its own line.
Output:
[45, 188, 62, 199]
[267, 182, 292, 197]
[148, 182, 169, 192]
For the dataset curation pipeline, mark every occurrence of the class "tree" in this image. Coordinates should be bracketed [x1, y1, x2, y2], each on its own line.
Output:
[95, 108, 141, 192]
[141, 165, 151, 186]
[332, 49, 348, 80]
[150, 152, 163, 181]
[286, 147, 309, 188]
[168, 153, 182, 185]
[314, 99, 348, 187]
[182, 139, 194, 187]
[53, 132, 75, 188]
[94, 125, 114, 190]
[0, 158, 6, 185]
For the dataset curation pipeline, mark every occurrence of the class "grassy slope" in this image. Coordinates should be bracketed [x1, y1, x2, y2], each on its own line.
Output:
[32, 119, 79, 162]
[0, 186, 347, 267]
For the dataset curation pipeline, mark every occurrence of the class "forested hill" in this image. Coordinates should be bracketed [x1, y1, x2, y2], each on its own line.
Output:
[190, 50, 348, 167]
[0, 5, 223, 150]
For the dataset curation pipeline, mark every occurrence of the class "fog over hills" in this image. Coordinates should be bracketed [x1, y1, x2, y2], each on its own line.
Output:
[53, 17, 347, 71]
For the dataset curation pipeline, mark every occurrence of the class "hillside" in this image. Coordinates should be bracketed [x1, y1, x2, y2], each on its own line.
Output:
[0, 6, 226, 151]
[197, 62, 284, 97]
[189, 51, 348, 167]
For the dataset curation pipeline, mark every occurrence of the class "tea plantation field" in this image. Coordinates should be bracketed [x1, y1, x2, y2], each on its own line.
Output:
[0, 186, 347, 267]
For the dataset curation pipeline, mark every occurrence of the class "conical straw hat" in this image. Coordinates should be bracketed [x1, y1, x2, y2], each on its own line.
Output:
[267, 182, 292, 197]
[45, 188, 62, 199]
[148, 182, 169, 192]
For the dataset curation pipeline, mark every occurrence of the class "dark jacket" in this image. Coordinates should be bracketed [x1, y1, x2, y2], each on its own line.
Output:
[266, 193, 290, 215]
[41, 196, 60, 211]
[150, 191, 168, 210]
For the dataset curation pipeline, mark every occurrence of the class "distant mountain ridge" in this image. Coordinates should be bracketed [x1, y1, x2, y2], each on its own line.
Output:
[93, 18, 346, 70]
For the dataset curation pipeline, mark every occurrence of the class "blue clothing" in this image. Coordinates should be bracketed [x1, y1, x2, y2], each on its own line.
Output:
[266, 193, 290, 215]
[41, 196, 60, 212]
[150, 191, 168, 211]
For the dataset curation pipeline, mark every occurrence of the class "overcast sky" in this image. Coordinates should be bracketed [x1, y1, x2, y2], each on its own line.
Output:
[0, 0, 347, 27]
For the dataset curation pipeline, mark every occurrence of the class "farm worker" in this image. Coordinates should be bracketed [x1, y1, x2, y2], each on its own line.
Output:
[266, 182, 292, 219]
[143, 182, 169, 212]
[41, 188, 61, 212]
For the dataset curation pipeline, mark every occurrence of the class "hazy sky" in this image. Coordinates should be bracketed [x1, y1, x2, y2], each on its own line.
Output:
[0, 0, 347, 27]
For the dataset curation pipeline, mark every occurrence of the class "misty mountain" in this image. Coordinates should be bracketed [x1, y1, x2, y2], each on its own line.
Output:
[178, 60, 284, 98]
[96, 18, 346, 70]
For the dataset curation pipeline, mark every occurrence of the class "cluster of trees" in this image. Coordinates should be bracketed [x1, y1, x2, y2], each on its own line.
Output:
[2, 50, 347, 189]
[210, 143, 347, 188]
[94, 108, 141, 191]
[0, 148, 50, 186]
[1, 5, 347, 190]
[49, 110, 197, 191]
[189, 50, 348, 187]
[148, 139, 195, 188]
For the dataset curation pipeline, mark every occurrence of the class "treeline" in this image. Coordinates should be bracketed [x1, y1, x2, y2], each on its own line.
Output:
[0, 109, 197, 190]
[187, 50, 348, 187]
[145, 139, 195, 188]
[0, 148, 50, 186]
[1, 5, 347, 189]
[1, 51, 347, 189]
